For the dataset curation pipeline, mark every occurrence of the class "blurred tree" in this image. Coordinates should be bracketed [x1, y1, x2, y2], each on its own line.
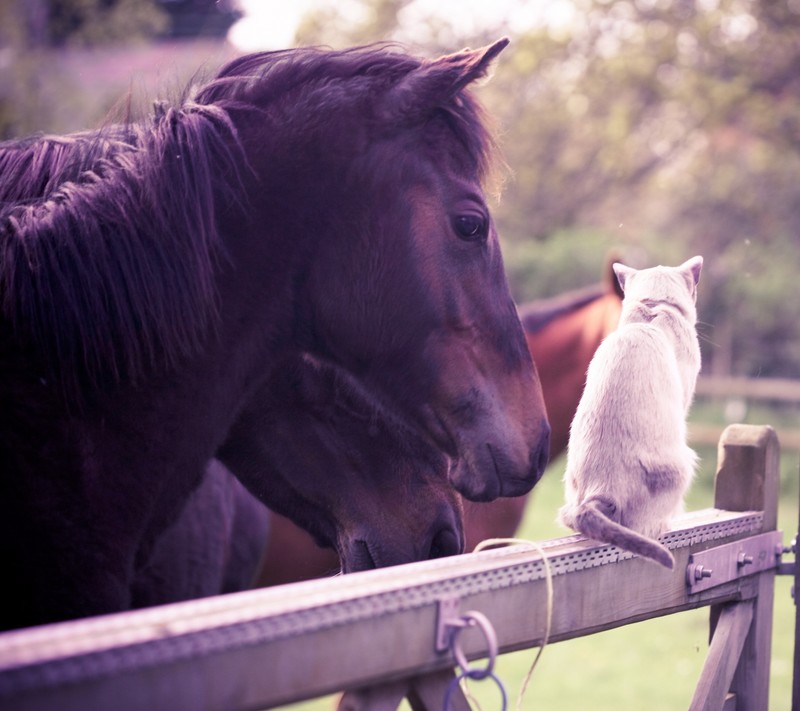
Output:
[642, 1, 800, 377]
[290, 0, 800, 376]
[158, 0, 240, 39]
[0, 0, 168, 138]
[295, 0, 414, 47]
[21, 0, 167, 47]
[2, 0, 798, 376]
[0, 0, 241, 139]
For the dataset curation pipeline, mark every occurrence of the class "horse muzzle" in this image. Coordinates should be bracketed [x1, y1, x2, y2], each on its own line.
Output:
[449, 420, 550, 502]
[338, 518, 464, 574]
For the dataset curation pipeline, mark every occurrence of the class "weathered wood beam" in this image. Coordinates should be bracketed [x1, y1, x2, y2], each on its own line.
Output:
[709, 425, 779, 711]
[0, 507, 774, 711]
[689, 600, 754, 711]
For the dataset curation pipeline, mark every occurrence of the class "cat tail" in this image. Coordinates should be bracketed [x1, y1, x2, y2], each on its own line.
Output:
[573, 497, 675, 570]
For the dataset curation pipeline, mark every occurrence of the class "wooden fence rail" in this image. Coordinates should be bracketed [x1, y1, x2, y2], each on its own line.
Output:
[0, 425, 794, 711]
[692, 376, 800, 450]
[695, 376, 800, 404]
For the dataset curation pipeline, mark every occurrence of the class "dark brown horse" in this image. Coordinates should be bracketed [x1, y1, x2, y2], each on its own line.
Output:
[134, 355, 459, 605]
[0, 41, 549, 629]
[131, 459, 270, 607]
[256, 262, 622, 585]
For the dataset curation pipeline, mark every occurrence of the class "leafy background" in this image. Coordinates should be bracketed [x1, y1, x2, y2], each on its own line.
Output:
[1, 1, 798, 709]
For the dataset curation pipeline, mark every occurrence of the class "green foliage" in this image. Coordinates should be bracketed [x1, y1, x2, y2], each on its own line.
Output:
[291, 0, 800, 377]
[0, 0, 168, 138]
[2, 0, 798, 376]
[295, 0, 415, 47]
[43, 0, 167, 47]
[501, 228, 621, 303]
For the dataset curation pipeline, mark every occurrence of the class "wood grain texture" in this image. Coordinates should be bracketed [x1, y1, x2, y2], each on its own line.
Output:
[711, 424, 780, 711]
[0, 427, 783, 711]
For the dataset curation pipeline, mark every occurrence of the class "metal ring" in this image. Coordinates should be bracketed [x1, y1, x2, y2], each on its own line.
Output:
[450, 610, 498, 679]
[443, 669, 507, 711]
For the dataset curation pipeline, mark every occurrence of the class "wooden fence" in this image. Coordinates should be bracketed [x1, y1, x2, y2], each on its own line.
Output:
[0, 425, 796, 711]
[691, 376, 800, 450]
[695, 376, 800, 404]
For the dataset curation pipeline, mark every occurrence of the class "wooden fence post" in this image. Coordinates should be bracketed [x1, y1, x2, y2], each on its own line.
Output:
[711, 424, 780, 711]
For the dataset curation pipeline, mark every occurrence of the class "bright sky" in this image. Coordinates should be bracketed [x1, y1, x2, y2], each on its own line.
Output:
[228, 0, 577, 51]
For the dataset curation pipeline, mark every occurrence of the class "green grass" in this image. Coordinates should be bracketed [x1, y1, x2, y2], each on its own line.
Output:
[277, 411, 798, 711]
[460, 439, 798, 711]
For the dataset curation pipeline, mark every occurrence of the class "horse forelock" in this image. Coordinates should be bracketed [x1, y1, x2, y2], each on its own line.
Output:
[0, 101, 244, 399]
[434, 92, 502, 193]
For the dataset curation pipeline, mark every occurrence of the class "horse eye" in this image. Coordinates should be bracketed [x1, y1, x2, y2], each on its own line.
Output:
[452, 213, 488, 242]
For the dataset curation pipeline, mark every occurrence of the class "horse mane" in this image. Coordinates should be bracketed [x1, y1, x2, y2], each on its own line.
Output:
[0, 99, 242, 396]
[519, 283, 608, 335]
[0, 44, 497, 399]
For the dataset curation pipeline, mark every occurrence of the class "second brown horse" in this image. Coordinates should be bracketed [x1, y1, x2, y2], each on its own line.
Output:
[256, 262, 624, 585]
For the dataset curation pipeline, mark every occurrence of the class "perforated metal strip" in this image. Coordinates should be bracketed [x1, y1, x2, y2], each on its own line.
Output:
[0, 509, 765, 697]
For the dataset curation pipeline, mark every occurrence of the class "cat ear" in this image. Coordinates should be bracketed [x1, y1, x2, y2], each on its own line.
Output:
[681, 256, 703, 286]
[613, 263, 636, 293]
[604, 252, 625, 299]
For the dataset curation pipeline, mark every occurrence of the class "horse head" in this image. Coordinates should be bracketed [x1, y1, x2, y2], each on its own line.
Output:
[212, 40, 550, 502]
[218, 355, 463, 573]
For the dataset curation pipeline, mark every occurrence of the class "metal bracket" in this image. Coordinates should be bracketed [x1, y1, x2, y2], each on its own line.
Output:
[435, 597, 462, 653]
[434, 597, 500, 690]
[777, 535, 797, 577]
[686, 530, 783, 593]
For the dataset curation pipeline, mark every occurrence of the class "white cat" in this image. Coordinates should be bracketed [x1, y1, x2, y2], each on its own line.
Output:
[557, 256, 703, 569]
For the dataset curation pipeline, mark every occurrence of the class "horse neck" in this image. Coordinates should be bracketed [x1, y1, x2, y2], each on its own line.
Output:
[526, 293, 621, 459]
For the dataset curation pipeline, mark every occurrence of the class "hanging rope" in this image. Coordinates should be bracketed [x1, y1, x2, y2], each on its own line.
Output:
[472, 538, 554, 711]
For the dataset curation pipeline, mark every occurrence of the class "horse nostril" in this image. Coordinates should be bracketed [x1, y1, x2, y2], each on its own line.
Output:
[428, 528, 462, 560]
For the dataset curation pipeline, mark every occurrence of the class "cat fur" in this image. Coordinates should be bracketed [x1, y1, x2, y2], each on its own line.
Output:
[557, 256, 703, 569]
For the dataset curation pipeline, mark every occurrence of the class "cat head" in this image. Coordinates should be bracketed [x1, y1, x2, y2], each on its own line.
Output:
[613, 256, 703, 322]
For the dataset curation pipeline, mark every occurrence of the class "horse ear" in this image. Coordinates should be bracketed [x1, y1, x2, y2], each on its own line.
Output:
[385, 38, 509, 120]
[613, 263, 635, 293]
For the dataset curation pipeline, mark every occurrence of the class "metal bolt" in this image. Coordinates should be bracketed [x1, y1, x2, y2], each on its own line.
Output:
[687, 563, 713, 584]
[737, 552, 754, 567]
